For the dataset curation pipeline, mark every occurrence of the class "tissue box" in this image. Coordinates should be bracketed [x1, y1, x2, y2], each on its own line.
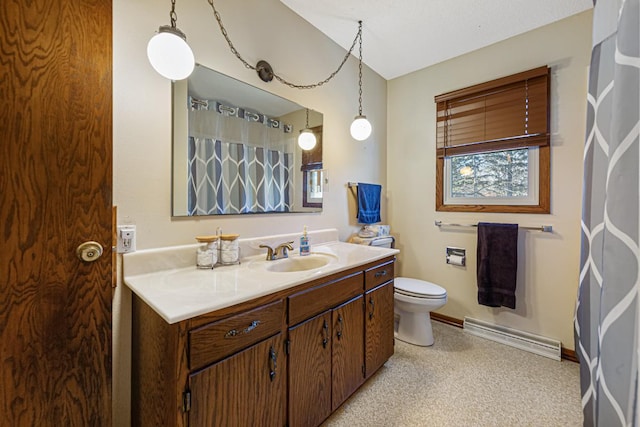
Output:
[377, 225, 390, 236]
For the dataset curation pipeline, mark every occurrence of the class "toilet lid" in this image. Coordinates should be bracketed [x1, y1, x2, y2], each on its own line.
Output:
[394, 277, 446, 298]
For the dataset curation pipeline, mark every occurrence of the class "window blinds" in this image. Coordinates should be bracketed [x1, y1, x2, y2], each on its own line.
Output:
[435, 66, 550, 158]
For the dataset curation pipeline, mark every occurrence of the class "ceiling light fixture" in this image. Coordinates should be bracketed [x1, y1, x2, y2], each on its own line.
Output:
[147, 0, 195, 80]
[350, 21, 372, 141]
[298, 109, 317, 151]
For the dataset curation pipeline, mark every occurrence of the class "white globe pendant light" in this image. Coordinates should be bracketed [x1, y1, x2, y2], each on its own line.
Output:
[147, 26, 195, 80]
[350, 115, 372, 141]
[298, 129, 317, 150]
[350, 21, 372, 141]
[298, 109, 317, 150]
[147, 1, 194, 81]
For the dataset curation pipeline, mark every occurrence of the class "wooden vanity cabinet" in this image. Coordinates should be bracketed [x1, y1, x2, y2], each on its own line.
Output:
[189, 333, 286, 426]
[287, 273, 365, 427]
[364, 261, 395, 378]
[331, 295, 365, 410]
[187, 300, 287, 426]
[365, 282, 395, 378]
[131, 297, 287, 427]
[131, 256, 396, 427]
[288, 312, 332, 427]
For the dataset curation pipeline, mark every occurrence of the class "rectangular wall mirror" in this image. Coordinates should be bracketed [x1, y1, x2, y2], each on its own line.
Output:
[172, 64, 323, 216]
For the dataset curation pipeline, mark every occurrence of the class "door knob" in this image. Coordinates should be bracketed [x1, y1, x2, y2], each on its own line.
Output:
[76, 241, 104, 262]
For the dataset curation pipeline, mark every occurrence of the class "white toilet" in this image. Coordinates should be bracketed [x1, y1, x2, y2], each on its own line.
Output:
[394, 277, 447, 346]
[358, 235, 448, 346]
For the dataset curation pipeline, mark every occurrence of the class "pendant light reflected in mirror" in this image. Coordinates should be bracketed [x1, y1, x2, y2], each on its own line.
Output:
[298, 109, 317, 150]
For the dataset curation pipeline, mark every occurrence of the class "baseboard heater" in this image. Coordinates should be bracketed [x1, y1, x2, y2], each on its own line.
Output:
[463, 317, 561, 361]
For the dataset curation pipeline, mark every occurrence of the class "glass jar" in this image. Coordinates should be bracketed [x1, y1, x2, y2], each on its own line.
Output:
[218, 234, 240, 265]
[196, 236, 218, 269]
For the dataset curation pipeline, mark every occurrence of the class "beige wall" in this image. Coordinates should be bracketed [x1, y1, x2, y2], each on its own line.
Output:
[113, 1, 592, 422]
[387, 11, 592, 353]
[112, 0, 387, 424]
[114, 0, 387, 249]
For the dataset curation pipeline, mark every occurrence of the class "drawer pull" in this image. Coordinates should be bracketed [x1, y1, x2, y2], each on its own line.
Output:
[269, 346, 277, 382]
[374, 270, 388, 278]
[224, 320, 261, 338]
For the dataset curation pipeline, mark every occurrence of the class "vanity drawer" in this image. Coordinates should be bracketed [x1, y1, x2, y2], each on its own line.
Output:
[289, 272, 363, 326]
[189, 300, 284, 370]
[364, 261, 394, 291]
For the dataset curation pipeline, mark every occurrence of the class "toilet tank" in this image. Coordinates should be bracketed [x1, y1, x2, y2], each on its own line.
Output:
[368, 236, 395, 249]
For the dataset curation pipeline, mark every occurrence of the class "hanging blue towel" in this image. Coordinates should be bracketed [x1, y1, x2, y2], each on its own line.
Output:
[356, 183, 381, 224]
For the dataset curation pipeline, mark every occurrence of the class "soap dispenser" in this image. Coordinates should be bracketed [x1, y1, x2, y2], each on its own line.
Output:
[299, 226, 310, 256]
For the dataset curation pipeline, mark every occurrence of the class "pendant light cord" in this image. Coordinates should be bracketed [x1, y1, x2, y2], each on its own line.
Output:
[357, 22, 363, 115]
[207, 0, 363, 90]
[170, 0, 178, 28]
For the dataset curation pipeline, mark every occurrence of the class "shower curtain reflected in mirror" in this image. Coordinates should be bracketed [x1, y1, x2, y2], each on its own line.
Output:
[187, 99, 294, 215]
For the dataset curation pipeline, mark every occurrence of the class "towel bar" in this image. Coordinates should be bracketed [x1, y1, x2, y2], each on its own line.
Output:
[435, 220, 552, 233]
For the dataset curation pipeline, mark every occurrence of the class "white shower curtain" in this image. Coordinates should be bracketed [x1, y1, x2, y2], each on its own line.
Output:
[575, 0, 640, 425]
[187, 100, 294, 215]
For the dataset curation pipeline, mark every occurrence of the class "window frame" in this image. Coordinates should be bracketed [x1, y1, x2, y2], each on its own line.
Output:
[435, 67, 551, 214]
[301, 125, 323, 208]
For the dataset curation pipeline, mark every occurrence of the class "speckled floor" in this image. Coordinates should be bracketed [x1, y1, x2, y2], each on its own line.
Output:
[323, 321, 582, 427]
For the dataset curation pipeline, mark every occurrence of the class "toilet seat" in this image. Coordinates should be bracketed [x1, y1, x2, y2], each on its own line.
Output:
[395, 277, 446, 299]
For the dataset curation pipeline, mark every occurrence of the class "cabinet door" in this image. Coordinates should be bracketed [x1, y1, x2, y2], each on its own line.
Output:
[332, 295, 364, 411]
[189, 333, 286, 427]
[289, 312, 332, 427]
[365, 282, 395, 378]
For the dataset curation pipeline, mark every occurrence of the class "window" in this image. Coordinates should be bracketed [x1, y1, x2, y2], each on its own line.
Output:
[444, 147, 538, 205]
[302, 126, 323, 208]
[435, 66, 551, 213]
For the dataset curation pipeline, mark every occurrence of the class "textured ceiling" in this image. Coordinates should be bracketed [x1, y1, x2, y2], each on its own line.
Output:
[279, 0, 593, 80]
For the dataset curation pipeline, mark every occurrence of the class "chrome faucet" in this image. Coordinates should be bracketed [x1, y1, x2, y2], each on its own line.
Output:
[259, 241, 294, 260]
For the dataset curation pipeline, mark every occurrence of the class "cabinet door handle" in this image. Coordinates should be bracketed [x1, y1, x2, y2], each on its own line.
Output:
[269, 346, 277, 382]
[224, 320, 261, 338]
[336, 315, 343, 340]
[375, 270, 388, 278]
[369, 297, 375, 320]
[322, 320, 329, 349]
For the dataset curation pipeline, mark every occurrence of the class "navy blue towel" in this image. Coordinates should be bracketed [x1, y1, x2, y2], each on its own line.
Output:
[356, 183, 381, 224]
[476, 222, 519, 309]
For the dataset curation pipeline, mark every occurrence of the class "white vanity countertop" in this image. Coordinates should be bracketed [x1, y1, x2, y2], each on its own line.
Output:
[123, 237, 399, 324]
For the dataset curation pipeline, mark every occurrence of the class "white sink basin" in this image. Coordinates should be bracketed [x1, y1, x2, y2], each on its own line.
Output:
[249, 253, 337, 273]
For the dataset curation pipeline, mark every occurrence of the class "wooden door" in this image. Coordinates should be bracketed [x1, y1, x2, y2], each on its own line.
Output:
[0, 1, 113, 425]
[288, 312, 332, 427]
[365, 282, 395, 378]
[331, 295, 364, 411]
[189, 334, 286, 426]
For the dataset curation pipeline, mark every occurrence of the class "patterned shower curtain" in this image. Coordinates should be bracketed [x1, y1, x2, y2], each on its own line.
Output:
[575, 0, 640, 426]
[186, 100, 294, 215]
